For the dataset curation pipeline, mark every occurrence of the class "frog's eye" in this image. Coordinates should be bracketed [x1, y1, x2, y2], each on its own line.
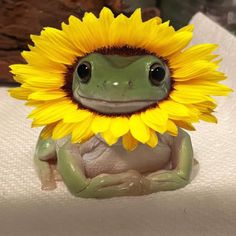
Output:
[149, 63, 166, 86]
[77, 61, 91, 83]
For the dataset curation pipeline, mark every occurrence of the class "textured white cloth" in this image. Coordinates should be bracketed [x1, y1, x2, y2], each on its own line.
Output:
[0, 13, 236, 236]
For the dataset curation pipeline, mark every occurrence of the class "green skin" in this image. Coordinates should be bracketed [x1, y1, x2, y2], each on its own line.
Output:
[34, 53, 194, 198]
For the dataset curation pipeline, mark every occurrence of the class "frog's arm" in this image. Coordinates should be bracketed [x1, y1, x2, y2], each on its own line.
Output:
[57, 141, 89, 194]
[34, 129, 57, 190]
[146, 129, 193, 193]
[58, 140, 149, 198]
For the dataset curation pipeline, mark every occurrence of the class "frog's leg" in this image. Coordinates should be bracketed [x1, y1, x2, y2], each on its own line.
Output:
[57, 141, 149, 198]
[146, 129, 193, 193]
[34, 131, 57, 190]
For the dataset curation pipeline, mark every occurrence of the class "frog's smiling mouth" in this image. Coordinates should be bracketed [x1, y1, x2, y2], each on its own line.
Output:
[76, 95, 158, 115]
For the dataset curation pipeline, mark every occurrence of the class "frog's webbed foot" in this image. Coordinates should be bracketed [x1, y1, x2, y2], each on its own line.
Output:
[146, 169, 189, 192]
[78, 170, 150, 199]
[34, 135, 60, 191]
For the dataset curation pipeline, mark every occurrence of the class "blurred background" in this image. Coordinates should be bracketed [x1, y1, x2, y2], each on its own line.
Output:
[0, 0, 235, 83]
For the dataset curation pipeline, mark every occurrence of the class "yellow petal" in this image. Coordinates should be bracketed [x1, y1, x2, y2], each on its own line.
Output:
[82, 12, 108, 48]
[80, 127, 94, 143]
[29, 98, 71, 116]
[99, 7, 115, 22]
[184, 71, 227, 82]
[130, 8, 142, 21]
[129, 114, 150, 143]
[100, 130, 118, 146]
[166, 120, 178, 136]
[170, 44, 218, 68]
[170, 89, 215, 104]
[21, 50, 66, 73]
[29, 99, 77, 125]
[63, 109, 92, 123]
[12, 75, 25, 84]
[62, 15, 95, 53]
[183, 106, 200, 122]
[71, 116, 94, 143]
[174, 120, 196, 131]
[122, 132, 138, 151]
[25, 100, 44, 107]
[40, 123, 57, 139]
[40, 27, 80, 55]
[193, 101, 217, 111]
[174, 81, 233, 96]
[30, 34, 76, 65]
[22, 77, 64, 89]
[9, 87, 31, 100]
[110, 117, 129, 137]
[140, 108, 168, 134]
[10, 64, 65, 88]
[28, 90, 67, 101]
[91, 115, 111, 134]
[146, 130, 158, 148]
[156, 31, 193, 57]
[144, 16, 162, 25]
[159, 100, 190, 118]
[200, 113, 217, 123]
[172, 60, 218, 81]
[62, 16, 83, 49]
[52, 121, 76, 139]
[109, 14, 129, 46]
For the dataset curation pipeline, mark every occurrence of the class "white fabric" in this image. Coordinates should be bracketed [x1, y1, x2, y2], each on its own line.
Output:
[0, 12, 236, 236]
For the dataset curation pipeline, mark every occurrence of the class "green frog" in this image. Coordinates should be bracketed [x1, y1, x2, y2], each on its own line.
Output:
[34, 52, 194, 198]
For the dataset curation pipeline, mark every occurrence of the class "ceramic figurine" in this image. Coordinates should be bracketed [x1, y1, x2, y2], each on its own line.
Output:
[9, 7, 232, 198]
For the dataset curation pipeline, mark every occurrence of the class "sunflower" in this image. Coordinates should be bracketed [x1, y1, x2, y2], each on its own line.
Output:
[9, 7, 232, 151]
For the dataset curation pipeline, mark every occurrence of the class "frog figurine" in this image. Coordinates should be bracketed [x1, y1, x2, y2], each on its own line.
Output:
[34, 53, 194, 198]
[9, 7, 231, 198]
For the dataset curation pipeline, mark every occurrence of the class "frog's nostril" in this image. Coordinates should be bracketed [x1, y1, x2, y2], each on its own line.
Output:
[128, 80, 133, 88]
[103, 80, 107, 88]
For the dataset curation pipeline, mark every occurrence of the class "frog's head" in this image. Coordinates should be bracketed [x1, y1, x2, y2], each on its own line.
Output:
[72, 52, 171, 115]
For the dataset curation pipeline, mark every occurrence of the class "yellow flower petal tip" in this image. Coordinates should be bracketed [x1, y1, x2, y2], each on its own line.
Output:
[9, 7, 232, 151]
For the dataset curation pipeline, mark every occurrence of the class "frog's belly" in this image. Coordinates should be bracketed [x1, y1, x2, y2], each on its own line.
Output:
[82, 141, 171, 178]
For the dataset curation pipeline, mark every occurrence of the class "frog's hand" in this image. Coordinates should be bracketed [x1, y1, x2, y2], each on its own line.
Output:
[146, 129, 193, 193]
[58, 141, 150, 198]
[34, 130, 57, 190]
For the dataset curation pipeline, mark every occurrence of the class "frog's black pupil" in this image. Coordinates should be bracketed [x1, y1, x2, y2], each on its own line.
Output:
[149, 63, 166, 86]
[77, 62, 91, 83]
